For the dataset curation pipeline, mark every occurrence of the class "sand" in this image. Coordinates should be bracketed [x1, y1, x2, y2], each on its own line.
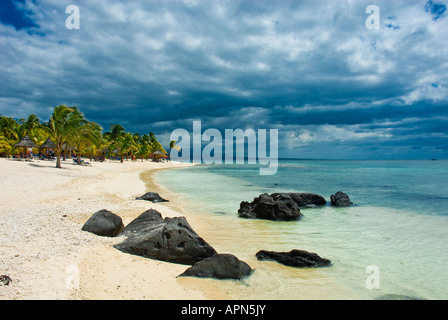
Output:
[0, 157, 231, 300]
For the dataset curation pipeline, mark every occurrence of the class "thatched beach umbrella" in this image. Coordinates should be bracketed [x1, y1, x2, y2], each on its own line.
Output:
[39, 138, 57, 149]
[151, 150, 167, 161]
[13, 135, 37, 157]
[39, 138, 57, 157]
[151, 150, 167, 155]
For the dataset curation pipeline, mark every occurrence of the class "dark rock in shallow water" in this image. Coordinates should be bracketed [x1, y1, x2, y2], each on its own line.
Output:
[178, 254, 252, 280]
[238, 192, 327, 221]
[81, 209, 124, 237]
[238, 193, 302, 221]
[114, 212, 217, 265]
[272, 193, 326, 207]
[256, 249, 331, 268]
[330, 191, 353, 207]
[135, 192, 168, 203]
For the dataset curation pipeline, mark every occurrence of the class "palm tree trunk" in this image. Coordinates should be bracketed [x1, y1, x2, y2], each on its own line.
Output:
[56, 148, 62, 168]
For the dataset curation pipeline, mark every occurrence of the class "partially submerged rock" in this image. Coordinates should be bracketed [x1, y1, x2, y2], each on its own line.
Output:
[238, 192, 328, 221]
[272, 192, 327, 208]
[330, 191, 353, 207]
[81, 209, 124, 237]
[114, 210, 217, 265]
[178, 254, 252, 280]
[238, 193, 302, 221]
[256, 249, 331, 268]
[135, 192, 168, 203]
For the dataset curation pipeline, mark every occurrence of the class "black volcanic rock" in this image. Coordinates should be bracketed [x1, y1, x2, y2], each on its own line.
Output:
[114, 211, 217, 265]
[178, 254, 252, 280]
[238, 193, 302, 221]
[272, 193, 327, 207]
[256, 249, 331, 268]
[330, 191, 353, 207]
[120, 209, 163, 237]
[81, 209, 124, 237]
[135, 192, 168, 203]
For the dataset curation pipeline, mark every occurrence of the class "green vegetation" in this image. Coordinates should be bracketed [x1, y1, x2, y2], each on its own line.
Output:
[0, 105, 167, 168]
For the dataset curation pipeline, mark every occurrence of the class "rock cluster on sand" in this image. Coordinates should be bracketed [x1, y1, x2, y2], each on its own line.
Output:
[82, 208, 252, 280]
[330, 191, 353, 207]
[81, 209, 124, 237]
[256, 249, 331, 268]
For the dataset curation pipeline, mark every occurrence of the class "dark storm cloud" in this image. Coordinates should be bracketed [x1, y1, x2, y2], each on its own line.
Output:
[0, 0, 447, 158]
[0, 0, 39, 30]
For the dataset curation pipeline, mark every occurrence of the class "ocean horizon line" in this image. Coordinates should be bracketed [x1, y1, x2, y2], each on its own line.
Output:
[185, 157, 448, 162]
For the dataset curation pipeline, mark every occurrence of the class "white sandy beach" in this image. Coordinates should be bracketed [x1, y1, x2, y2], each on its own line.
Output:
[0, 157, 230, 300]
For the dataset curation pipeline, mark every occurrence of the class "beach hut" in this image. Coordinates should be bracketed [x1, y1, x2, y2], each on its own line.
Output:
[13, 135, 37, 158]
[39, 138, 57, 159]
[39, 138, 57, 149]
[151, 150, 167, 162]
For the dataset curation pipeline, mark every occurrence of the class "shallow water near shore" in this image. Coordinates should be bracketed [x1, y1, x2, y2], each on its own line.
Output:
[153, 159, 448, 300]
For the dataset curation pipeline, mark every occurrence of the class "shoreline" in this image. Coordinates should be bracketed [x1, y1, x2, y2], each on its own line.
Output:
[0, 157, 230, 300]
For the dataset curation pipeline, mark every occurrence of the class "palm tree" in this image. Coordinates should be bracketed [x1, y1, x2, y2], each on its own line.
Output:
[135, 142, 150, 162]
[0, 135, 12, 157]
[104, 124, 125, 142]
[168, 140, 181, 161]
[44, 105, 87, 168]
[21, 114, 40, 134]
[70, 121, 103, 162]
[114, 132, 137, 163]
[0, 116, 19, 155]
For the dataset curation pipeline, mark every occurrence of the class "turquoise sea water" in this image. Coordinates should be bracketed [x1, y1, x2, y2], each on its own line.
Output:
[154, 160, 448, 300]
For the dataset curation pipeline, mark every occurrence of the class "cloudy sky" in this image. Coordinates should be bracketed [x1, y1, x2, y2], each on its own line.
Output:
[1, 0, 447, 159]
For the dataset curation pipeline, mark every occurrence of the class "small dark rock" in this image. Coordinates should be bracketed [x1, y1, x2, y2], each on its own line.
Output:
[256, 249, 331, 268]
[178, 254, 252, 280]
[330, 191, 353, 207]
[135, 192, 168, 203]
[0, 275, 12, 286]
[81, 209, 124, 237]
